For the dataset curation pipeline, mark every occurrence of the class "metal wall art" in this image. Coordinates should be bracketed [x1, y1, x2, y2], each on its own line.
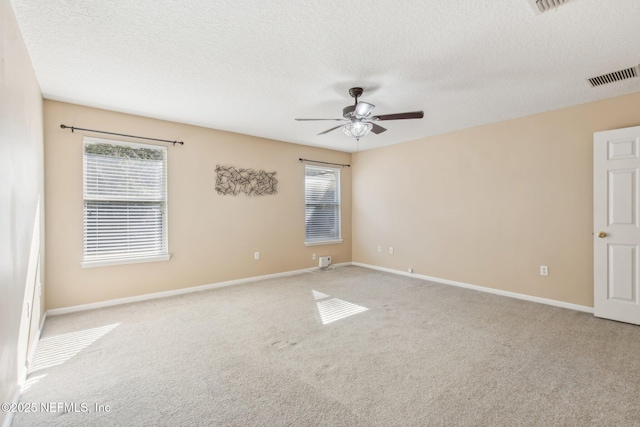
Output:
[215, 165, 278, 196]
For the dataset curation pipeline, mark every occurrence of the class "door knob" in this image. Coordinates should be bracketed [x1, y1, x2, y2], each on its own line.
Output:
[598, 231, 607, 238]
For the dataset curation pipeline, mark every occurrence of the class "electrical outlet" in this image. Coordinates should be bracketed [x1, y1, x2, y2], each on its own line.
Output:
[377, 245, 382, 253]
[254, 251, 260, 260]
[540, 265, 548, 276]
[312, 253, 317, 260]
[389, 247, 394, 254]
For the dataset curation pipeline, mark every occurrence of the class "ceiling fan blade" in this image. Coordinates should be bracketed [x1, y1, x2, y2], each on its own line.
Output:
[373, 111, 424, 121]
[317, 125, 344, 135]
[355, 102, 375, 117]
[371, 123, 387, 134]
[295, 118, 345, 121]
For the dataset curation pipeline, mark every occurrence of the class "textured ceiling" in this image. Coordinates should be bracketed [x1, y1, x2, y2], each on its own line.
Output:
[10, 0, 640, 152]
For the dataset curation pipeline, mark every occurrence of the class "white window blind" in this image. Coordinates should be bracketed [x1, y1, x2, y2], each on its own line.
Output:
[83, 137, 168, 264]
[305, 165, 341, 244]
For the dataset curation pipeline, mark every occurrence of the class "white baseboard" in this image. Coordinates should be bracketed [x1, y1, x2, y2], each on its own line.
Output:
[352, 262, 594, 314]
[5, 310, 48, 427]
[2, 375, 23, 427]
[27, 312, 47, 368]
[47, 263, 352, 316]
[46, 261, 591, 317]
[18, 312, 46, 386]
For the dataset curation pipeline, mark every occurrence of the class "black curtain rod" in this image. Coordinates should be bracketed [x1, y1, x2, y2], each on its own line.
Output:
[60, 124, 184, 146]
[299, 158, 350, 167]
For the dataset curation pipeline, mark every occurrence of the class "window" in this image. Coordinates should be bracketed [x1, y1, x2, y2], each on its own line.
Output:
[82, 137, 169, 267]
[305, 165, 342, 245]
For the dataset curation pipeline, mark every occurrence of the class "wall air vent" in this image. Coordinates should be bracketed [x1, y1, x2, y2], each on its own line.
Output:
[527, 0, 570, 15]
[587, 65, 640, 88]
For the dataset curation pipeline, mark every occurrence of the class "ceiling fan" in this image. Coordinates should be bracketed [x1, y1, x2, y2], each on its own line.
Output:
[295, 87, 424, 141]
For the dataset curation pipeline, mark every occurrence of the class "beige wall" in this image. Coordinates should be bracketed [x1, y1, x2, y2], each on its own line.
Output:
[353, 92, 640, 308]
[0, 0, 44, 423]
[44, 100, 352, 309]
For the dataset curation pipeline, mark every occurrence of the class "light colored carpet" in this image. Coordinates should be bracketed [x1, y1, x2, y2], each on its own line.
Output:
[12, 266, 640, 426]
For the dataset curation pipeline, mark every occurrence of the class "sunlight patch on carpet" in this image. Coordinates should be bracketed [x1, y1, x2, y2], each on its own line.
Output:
[313, 290, 368, 324]
[313, 290, 330, 300]
[29, 323, 120, 373]
[22, 373, 47, 392]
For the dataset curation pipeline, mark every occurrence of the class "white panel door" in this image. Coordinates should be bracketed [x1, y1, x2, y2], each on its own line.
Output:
[594, 126, 640, 325]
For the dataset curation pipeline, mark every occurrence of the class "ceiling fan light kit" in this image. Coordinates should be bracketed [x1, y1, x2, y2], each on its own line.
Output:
[343, 121, 373, 140]
[295, 87, 424, 142]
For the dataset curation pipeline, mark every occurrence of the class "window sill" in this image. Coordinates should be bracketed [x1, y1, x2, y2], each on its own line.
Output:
[81, 254, 172, 269]
[304, 239, 343, 247]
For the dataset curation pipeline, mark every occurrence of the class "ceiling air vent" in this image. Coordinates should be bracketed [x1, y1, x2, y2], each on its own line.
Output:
[587, 65, 640, 88]
[527, 0, 570, 15]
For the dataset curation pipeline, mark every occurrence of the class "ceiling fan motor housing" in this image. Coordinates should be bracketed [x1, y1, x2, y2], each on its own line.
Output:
[343, 105, 356, 118]
[344, 87, 364, 118]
